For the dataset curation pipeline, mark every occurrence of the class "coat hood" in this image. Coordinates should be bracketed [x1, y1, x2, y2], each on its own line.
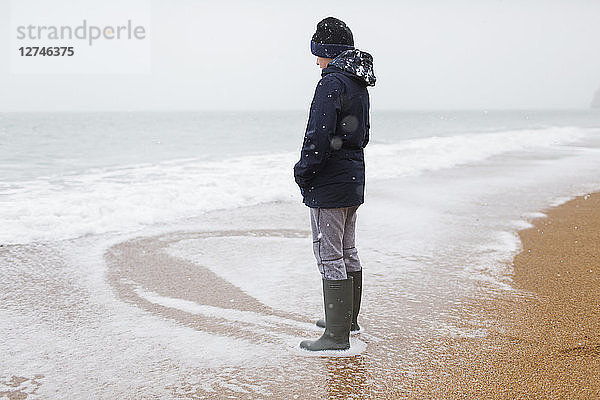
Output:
[325, 49, 376, 87]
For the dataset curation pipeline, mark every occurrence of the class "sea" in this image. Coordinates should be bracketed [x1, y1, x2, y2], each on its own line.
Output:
[1, 110, 600, 397]
[2, 110, 600, 244]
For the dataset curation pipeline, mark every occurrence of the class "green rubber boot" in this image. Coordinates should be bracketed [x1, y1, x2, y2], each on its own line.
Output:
[316, 270, 362, 332]
[300, 277, 353, 351]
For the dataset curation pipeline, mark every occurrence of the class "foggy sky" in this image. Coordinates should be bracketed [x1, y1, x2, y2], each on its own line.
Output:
[1, 0, 600, 112]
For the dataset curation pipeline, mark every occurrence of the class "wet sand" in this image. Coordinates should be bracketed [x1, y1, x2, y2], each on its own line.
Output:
[99, 193, 600, 399]
[414, 192, 600, 399]
[104, 227, 393, 399]
[5, 194, 596, 399]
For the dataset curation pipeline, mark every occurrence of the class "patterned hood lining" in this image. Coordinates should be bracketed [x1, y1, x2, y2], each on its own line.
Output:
[329, 49, 376, 87]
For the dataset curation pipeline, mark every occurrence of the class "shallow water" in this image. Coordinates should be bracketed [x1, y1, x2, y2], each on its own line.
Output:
[1, 111, 600, 398]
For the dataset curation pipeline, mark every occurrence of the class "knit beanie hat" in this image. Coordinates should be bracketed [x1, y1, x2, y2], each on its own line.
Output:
[310, 17, 354, 58]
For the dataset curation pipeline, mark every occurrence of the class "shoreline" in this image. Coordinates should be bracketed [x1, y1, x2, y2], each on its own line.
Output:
[415, 192, 600, 399]
[102, 191, 600, 398]
[2, 191, 599, 398]
[508, 191, 600, 395]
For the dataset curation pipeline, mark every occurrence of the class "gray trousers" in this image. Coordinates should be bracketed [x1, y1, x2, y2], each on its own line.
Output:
[310, 205, 362, 280]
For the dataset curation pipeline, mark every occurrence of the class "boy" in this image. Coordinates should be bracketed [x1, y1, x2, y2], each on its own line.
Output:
[294, 17, 375, 351]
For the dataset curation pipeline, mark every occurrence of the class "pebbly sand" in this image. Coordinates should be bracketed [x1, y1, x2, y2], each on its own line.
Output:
[101, 193, 599, 399]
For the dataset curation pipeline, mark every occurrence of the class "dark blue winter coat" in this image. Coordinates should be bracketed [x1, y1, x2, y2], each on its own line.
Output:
[294, 49, 376, 208]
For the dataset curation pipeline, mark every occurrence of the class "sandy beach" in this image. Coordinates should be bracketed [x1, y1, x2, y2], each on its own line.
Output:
[411, 192, 600, 399]
[3, 0, 600, 396]
[2, 187, 599, 399]
[2, 111, 600, 399]
[94, 193, 599, 399]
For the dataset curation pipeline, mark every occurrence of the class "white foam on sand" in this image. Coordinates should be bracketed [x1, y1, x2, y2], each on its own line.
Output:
[508, 219, 535, 230]
[133, 285, 315, 332]
[134, 286, 368, 357]
[166, 235, 324, 316]
[0, 288, 276, 399]
[0, 235, 292, 399]
[523, 211, 548, 219]
[292, 338, 368, 358]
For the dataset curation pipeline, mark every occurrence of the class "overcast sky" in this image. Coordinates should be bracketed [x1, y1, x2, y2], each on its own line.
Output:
[1, 0, 600, 111]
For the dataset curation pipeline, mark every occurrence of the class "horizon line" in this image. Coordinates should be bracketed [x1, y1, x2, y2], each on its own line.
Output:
[1, 107, 598, 114]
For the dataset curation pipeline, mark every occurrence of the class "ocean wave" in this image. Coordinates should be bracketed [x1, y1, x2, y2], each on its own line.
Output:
[0, 126, 587, 244]
[365, 126, 586, 179]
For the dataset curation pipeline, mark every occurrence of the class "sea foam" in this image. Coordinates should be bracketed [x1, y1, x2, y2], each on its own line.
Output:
[0, 126, 586, 244]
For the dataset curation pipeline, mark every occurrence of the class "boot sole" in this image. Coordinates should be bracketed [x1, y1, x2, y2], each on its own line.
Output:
[300, 343, 350, 351]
